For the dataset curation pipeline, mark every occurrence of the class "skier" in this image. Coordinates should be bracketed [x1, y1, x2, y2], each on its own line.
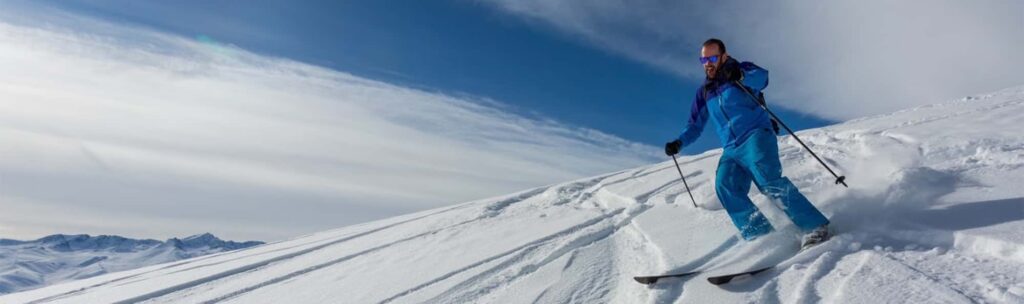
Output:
[665, 38, 830, 248]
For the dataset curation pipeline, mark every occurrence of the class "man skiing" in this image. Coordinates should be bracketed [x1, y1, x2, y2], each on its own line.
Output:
[665, 38, 830, 248]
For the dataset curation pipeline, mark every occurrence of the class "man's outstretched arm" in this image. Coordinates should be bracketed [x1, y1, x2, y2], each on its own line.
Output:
[677, 90, 710, 148]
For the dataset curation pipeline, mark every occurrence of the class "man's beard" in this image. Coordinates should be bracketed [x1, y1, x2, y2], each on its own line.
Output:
[705, 67, 716, 79]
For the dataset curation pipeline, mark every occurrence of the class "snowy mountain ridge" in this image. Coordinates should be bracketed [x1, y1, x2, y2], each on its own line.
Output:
[0, 233, 263, 295]
[2, 85, 1024, 303]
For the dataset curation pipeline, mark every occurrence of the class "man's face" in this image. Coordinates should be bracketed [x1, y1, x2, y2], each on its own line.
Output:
[701, 44, 728, 79]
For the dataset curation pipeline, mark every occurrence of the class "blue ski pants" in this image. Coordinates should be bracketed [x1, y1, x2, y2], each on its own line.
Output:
[716, 128, 829, 240]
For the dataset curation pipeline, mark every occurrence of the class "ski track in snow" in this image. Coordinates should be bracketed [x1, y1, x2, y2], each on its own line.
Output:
[203, 213, 524, 304]
[371, 171, 686, 303]
[384, 212, 621, 302]
[120, 176, 612, 303]
[787, 251, 839, 304]
[22, 197, 487, 304]
[5, 87, 1024, 303]
[185, 187, 561, 303]
[410, 175, 663, 303]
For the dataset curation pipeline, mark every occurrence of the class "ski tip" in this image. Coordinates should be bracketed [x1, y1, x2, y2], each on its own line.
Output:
[634, 271, 701, 285]
[633, 276, 658, 285]
[706, 267, 772, 286]
[706, 276, 730, 285]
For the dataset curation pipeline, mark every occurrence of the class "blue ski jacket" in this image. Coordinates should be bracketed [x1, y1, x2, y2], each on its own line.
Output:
[677, 58, 772, 149]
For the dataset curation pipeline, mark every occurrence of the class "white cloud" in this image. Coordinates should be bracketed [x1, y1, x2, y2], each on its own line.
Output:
[479, 0, 1024, 120]
[0, 11, 659, 241]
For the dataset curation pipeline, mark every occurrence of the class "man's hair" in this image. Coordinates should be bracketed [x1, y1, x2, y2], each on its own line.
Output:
[702, 38, 727, 54]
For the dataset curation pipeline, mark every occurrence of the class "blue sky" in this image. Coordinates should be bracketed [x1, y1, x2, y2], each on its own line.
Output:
[25, 0, 833, 154]
[1, 0, 1021, 241]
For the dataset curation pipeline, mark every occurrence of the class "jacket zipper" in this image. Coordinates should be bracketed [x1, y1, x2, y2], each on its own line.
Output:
[717, 86, 739, 142]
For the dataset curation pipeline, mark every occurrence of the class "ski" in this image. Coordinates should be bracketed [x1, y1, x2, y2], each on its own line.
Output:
[706, 266, 772, 285]
[633, 271, 700, 285]
[706, 231, 834, 286]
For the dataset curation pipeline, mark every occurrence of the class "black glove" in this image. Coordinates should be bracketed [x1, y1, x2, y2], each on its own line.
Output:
[719, 59, 743, 82]
[664, 140, 682, 156]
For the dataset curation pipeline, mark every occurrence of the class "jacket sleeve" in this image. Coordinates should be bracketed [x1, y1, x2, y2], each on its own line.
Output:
[740, 61, 769, 91]
[677, 89, 709, 147]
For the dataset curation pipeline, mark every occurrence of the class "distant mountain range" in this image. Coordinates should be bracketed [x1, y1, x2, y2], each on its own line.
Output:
[0, 233, 263, 294]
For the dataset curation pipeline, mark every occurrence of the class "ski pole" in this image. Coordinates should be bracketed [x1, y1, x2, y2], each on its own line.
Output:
[734, 81, 848, 188]
[672, 154, 699, 208]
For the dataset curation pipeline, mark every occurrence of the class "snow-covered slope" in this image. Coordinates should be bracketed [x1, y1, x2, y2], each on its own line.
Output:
[4, 85, 1024, 304]
[0, 234, 262, 295]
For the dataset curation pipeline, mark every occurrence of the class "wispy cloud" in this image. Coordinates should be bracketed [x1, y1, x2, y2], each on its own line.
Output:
[0, 9, 659, 241]
[480, 0, 1024, 120]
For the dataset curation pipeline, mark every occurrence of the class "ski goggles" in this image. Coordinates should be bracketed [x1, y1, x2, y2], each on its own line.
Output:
[699, 55, 720, 65]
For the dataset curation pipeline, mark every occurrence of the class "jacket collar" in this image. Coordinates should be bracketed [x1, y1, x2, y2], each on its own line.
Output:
[703, 57, 741, 87]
